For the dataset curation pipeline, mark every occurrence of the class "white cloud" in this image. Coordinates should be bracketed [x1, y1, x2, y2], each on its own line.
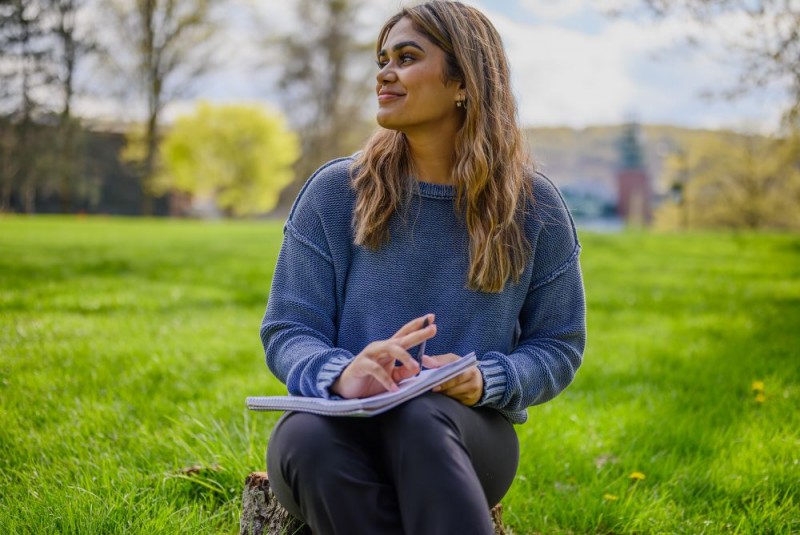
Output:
[496, 20, 635, 126]
[477, 1, 788, 132]
[484, 6, 636, 127]
[518, 0, 585, 20]
[517, 0, 633, 21]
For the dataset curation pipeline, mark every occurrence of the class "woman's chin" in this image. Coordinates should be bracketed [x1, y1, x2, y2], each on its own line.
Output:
[376, 112, 402, 131]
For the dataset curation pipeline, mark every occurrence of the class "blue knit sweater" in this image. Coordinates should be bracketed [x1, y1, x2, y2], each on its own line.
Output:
[260, 156, 586, 424]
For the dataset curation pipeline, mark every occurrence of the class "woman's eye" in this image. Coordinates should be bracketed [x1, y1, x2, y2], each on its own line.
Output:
[376, 54, 415, 69]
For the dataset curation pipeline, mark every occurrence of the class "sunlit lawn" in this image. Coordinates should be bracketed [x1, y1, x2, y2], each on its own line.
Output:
[1, 216, 798, 534]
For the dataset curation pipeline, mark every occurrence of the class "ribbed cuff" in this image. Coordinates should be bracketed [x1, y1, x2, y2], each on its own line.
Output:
[475, 354, 508, 407]
[316, 353, 355, 399]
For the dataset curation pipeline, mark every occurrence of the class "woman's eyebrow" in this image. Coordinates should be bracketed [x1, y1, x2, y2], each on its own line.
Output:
[378, 40, 425, 57]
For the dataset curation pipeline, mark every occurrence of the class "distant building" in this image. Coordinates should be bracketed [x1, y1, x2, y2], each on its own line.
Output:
[615, 122, 652, 225]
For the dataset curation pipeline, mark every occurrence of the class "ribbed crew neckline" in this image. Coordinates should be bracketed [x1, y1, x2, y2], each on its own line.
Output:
[414, 180, 456, 199]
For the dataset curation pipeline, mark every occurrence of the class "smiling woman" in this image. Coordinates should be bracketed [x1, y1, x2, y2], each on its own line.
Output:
[259, 1, 586, 534]
[374, 19, 463, 137]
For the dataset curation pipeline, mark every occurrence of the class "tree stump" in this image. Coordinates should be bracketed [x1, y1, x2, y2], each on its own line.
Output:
[240, 472, 310, 535]
[240, 471, 508, 535]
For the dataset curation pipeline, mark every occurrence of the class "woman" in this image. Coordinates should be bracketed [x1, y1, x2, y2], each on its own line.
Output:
[260, 1, 586, 533]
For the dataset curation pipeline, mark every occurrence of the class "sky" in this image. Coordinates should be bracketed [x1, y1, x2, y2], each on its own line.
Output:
[75, 0, 788, 134]
[475, 0, 786, 132]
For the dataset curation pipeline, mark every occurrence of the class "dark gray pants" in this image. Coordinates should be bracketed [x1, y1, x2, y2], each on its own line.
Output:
[266, 392, 519, 535]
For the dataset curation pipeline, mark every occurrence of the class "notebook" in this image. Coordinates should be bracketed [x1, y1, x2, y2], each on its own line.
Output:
[246, 352, 477, 417]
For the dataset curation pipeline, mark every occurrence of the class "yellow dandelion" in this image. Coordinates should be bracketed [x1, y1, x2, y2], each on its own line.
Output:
[603, 493, 619, 501]
[754, 393, 766, 403]
[751, 381, 765, 392]
[629, 472, 646, 481]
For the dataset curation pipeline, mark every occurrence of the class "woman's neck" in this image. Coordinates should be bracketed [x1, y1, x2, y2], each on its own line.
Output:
[405, 128, 458, 185]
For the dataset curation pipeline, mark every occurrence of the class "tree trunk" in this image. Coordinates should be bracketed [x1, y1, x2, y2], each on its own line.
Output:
[141, 110, 158, 216]
[22, 182, 35, 214]
[0, 183, 11, 213]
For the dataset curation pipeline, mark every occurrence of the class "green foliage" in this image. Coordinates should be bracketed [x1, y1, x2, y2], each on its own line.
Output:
[155, 103, 299, 216]
[656, 131, 800, 230]
[120, 125, 148, 167]
[1, 217, 798, 533]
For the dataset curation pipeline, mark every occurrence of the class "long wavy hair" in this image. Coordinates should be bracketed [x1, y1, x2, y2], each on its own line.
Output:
[351, 0, 532, 293]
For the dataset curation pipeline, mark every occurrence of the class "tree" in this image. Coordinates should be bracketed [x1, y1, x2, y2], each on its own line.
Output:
[258, 0, 377, 209]
[0, 1, 54, 119]
[51, 0, 97, 212]
[656, 131, 800, 229]
[154, 102, 299, 217]
[625, 0, 800, 127]
[0, 0, 98, 213]
[0, 0, 55, 212]
[105, 0, 220, 215]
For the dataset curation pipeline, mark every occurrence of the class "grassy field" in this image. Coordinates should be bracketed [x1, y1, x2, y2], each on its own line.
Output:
[1, 216, 798, 534]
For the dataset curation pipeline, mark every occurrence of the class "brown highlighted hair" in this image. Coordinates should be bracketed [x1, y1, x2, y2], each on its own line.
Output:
[352, 0, 532, 292]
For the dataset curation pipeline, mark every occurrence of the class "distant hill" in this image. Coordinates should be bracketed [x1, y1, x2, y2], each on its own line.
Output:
[523, 124, 755, 204]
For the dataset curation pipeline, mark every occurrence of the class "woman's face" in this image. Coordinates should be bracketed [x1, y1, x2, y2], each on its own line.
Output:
[375, 17, 463, 135]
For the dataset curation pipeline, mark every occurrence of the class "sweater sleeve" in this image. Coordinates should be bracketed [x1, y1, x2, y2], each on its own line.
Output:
[474, 175, 586, 412]
[259, 162, 355, 398]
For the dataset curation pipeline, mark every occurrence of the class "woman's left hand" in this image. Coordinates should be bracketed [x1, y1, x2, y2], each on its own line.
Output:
[423, 354, 483, 406]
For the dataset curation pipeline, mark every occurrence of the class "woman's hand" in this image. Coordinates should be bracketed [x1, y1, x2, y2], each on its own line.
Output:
[331, 314, 437, 399]
[425, 353, 483, 406]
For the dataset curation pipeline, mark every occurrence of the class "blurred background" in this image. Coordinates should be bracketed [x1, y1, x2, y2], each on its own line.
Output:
[1, 0, 798, 228]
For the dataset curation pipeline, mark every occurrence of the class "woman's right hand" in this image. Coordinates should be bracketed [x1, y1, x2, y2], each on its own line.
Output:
[330, 314, 437, 399]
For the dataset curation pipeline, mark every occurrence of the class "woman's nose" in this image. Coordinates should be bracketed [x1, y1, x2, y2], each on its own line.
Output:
[377, 64, 397, 85]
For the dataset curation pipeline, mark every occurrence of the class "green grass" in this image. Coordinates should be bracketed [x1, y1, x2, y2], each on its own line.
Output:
[1, 216, 798, 534]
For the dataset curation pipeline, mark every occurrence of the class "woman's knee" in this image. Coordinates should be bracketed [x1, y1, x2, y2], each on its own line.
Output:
[268, 412, 339, 472]
[381, 393, 467, 446]
[268, 412, 382, 480]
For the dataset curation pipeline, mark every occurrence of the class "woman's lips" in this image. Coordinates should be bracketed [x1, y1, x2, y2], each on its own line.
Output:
[378, 93, 404, 102]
